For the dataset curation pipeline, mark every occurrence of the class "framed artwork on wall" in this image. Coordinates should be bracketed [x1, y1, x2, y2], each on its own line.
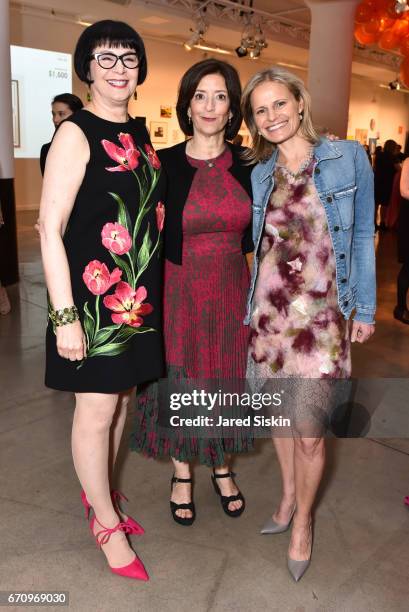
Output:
[160, 105, 172, 118]
[11, 80, 20, 148]
[150, 121, 168, 144]
[355, 128, 368, 145]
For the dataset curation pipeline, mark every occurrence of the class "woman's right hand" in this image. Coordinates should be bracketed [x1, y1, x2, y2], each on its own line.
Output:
[56, 320, 87, 361]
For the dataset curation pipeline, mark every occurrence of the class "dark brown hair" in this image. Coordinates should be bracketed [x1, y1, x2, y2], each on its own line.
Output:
[176, 59, 242, 140]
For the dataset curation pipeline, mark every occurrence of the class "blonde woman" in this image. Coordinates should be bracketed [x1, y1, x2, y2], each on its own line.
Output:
[242, 67, 376, 581]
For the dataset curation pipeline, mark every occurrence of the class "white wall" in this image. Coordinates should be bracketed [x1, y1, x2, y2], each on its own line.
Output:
[10, 9, 409, 209]
[347, 75, 409, 148]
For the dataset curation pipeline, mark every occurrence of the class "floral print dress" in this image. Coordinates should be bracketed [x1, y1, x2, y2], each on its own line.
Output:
[45, 110, 165, 393]
[247, 157, 351, 432]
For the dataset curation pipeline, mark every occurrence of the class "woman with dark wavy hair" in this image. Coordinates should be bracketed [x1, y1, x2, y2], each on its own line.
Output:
[131, 59, 254, 526]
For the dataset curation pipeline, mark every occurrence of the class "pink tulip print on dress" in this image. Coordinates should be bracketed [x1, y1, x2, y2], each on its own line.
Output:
[155, 202, 165, 232]
[101, 133, 141, 172]
[101, 222, 132, 255]
[144, 144, 161, 170]
[82, 260, 122, 295]
[72, 131, 163, 365]
[103, 282, 153, 327]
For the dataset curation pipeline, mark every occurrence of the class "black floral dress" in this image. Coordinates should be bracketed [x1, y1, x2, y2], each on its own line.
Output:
[45, 110, 165, 393]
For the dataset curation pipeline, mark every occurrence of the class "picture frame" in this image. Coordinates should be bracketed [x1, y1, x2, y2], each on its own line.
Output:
[150, 121, 168, 144]
[160, 105, 172, 119]
[11, 80, 20, 148]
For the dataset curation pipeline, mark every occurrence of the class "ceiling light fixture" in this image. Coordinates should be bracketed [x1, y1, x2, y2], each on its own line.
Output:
[388, 79, 401, 90]
[193, 43, 233, 55]
[235, 18, 267, 60]
[184, 11, 208, 51]
[395, 1, 409, 15]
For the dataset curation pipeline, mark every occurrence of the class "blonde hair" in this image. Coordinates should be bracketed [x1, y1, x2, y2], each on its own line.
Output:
[241, 66, 319, 163]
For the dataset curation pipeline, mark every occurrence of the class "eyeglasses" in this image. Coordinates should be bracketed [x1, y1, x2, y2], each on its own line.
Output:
[91, 52, 139, 70]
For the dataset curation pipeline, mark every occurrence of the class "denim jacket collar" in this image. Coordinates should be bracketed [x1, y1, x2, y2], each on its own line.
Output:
[257, 138, 343, 183]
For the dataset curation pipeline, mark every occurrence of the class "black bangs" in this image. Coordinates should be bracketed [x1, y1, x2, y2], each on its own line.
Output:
[74, 20, 147, 86]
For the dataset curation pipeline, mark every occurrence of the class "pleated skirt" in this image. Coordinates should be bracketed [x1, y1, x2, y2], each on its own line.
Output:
[130, 240, 254, 466]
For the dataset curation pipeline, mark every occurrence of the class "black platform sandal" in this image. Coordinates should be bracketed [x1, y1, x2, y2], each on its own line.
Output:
[211, 471, 245, 518]
[170, 476, 196, 526]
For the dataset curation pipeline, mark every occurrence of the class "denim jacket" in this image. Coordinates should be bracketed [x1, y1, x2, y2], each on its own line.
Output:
[244, 138, 376, 325]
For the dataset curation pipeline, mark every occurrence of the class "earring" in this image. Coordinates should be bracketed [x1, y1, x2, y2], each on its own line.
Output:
[86, 89, 91, 103]
[228, 115, 232, 127]
[133, 90, 138, 101]
[299, 111, 303, 121]
[188, 114, 191, 125]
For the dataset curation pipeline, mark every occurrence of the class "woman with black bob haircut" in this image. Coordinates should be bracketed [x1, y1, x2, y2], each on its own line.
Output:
[131, 59, 254, 526]
[74, 19, 147, 86]
[39, 20, 166, 580]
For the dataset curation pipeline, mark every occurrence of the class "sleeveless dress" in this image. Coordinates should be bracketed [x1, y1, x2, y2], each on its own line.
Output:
[246, 157, 351, 436]
[45, 110, 165, 393]
[131, 147, 254, 466]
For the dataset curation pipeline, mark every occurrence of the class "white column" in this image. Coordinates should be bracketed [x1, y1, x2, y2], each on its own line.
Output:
[306, 0, 359, 138]
[0, 0, 19, 286]
[0, 0, 14, 180]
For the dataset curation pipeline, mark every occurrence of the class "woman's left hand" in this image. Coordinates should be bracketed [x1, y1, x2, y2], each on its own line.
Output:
[351, 320, 375, 343]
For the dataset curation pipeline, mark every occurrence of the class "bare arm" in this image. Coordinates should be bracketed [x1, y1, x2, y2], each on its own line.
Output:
[400, 158, 409, 200]
[245, 252, 254, 271]
[39, 121, 89, 360]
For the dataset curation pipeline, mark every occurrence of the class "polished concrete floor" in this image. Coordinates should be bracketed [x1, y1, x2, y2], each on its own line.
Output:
[0, 212, 408, 612]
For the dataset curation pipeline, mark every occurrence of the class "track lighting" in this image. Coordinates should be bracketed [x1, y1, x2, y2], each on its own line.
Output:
[184, 12, 208, 52]
[235, 21, 267, 59]
[395, 1, 409, 15]
[388, 79, 401, 90]
[184, 31, 202, 51]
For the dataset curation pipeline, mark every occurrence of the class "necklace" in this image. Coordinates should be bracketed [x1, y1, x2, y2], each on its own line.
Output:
[186, 142, 225, 168]
[277, 146, 314, 176]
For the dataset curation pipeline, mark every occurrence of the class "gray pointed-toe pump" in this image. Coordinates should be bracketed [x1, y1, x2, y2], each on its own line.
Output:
[287, 523, 312, 582]
[260, 506, 296, 534]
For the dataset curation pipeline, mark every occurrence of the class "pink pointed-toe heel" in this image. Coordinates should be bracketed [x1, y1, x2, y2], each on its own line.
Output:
[111, 490, 145, 535]
[80, 490, 144, 535]
[89, 516, 149, 581]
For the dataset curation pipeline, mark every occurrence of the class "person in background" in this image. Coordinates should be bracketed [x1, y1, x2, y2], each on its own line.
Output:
[40, 93, 83, 175]
[363, 144, 372, 164]
[39, 20, 165, 581]
[374, 139, 401, 230]
[394, 156, 409, 324]
[241, 66, 376, 581]
[131, 59, 254, 526]
[395, 143, 405, 163]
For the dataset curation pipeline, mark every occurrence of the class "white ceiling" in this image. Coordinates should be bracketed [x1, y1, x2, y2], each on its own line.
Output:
[10, 0, 401, 82]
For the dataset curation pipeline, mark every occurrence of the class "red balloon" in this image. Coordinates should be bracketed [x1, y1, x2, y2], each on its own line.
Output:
[378, 15, 395, 30]
[375, 0, 394, 12]
[354, 24, 380, 45]
[378, 28, 400, 49]
[400, 36, 409, 56]
[363, 16, 381, 34]
[400, 57, 409, 88]
[393, 20, 409, 40]
[355, 2, 375, 24]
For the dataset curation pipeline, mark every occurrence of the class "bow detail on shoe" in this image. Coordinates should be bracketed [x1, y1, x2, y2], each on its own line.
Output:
[93, 520, 132, 547]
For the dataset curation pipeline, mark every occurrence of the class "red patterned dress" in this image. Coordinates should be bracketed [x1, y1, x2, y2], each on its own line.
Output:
[131, 147, 254, 466]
